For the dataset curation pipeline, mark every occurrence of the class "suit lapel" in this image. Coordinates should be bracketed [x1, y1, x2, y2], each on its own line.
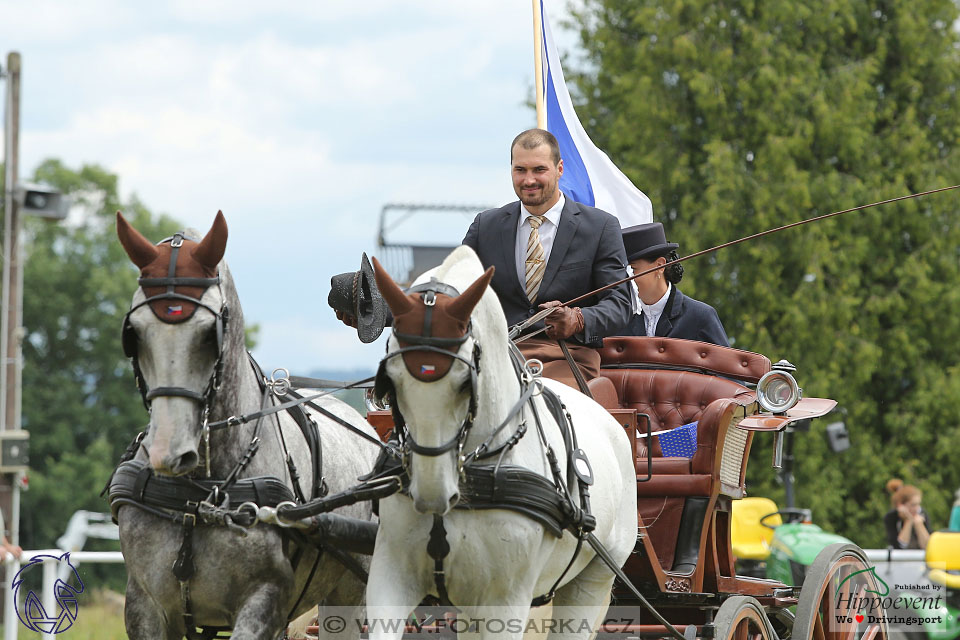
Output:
[500, 203, 527, 298]
[539, 198, 580, 297]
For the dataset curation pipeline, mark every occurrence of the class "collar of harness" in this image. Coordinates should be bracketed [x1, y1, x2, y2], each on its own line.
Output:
[137, 232, 221, 323]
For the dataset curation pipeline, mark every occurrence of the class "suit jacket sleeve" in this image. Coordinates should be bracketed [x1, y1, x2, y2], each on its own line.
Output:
[463, 214, 480, 251]
[580, 215, 632, 344]
[697, 306, 730, 347]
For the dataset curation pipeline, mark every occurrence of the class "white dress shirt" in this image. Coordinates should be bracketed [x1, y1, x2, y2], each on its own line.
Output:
[635, 282, 672, 336]
[515, 194, 566, 290]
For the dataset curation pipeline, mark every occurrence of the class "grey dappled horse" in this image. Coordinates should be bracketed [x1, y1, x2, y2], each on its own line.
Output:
[115, 212, 379, 640]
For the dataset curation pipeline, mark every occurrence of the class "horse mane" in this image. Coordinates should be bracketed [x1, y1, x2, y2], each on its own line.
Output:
[207, 260, 249, 417]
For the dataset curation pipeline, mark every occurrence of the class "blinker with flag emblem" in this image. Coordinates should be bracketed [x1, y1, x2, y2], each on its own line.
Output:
[420, 365, 436, 376]
[167, 305, 183, 316]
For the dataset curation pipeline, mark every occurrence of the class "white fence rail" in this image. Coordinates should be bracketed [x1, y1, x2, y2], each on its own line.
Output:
[3, 549, 125, 640]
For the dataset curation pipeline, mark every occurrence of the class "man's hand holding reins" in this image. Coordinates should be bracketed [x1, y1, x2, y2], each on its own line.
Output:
[538, 301, 584, 340]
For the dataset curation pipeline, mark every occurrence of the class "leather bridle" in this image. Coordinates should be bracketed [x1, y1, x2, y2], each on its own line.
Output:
[121, 231, 230, 425]
[373, 279, 482, 466]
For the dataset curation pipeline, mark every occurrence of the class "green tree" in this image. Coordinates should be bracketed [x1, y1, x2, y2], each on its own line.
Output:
[1, 160, 180, 552]
[572, 0, 960, 546]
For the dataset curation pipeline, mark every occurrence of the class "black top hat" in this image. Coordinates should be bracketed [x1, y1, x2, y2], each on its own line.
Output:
[328, 253, 388, 343]
[621, 222, 679, 262]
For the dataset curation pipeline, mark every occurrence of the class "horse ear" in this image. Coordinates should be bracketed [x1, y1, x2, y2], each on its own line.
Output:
[116, 211, 160, 268]
[193, 211, 228, 268]
[372, 256, 414, 315]
[446, 266, 495, 323]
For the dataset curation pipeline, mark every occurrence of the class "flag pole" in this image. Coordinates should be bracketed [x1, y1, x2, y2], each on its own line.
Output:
[532, 0, 546, 129]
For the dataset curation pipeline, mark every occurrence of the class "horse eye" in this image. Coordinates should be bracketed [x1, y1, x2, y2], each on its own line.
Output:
[201, 326, 219, 351]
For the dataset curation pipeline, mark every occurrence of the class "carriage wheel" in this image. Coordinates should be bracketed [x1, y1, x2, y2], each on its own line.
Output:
[713, 596, 775, 640]
[793, 543, 889, 640]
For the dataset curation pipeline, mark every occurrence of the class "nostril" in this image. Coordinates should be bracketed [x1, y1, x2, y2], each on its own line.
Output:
[448, 492, 460, 509]
[172, 451, 199, 475]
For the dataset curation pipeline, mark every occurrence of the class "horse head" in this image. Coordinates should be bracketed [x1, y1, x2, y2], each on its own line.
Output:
[117, 211, 229, 476]
[372, 251, 494, 515]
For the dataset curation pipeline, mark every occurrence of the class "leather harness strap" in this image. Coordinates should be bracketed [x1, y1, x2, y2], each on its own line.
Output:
[558, 339, 594, 398]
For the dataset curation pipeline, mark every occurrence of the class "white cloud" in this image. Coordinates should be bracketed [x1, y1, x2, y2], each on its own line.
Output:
[3, 1, 583, 370]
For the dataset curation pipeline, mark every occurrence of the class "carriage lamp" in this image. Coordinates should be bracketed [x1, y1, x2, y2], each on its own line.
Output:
[365, 387, 390, 412]
[757, 361, 801, 414]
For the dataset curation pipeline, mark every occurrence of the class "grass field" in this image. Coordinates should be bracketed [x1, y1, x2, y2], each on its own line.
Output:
[2, 599, 127, 639]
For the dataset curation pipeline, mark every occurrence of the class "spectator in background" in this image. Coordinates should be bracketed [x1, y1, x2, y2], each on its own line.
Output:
[0, 509, 21, 560]
[884, 478, 931, 549]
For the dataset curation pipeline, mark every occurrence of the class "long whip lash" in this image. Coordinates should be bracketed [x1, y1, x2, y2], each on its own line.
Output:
[514, 183, 960, 339]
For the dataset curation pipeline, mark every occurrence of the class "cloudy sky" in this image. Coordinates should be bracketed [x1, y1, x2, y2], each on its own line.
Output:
[1, 1, 584, 376]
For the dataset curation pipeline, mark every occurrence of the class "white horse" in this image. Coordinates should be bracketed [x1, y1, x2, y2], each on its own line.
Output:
[114, 212, 380, 640]
[366, 246, 637, 640]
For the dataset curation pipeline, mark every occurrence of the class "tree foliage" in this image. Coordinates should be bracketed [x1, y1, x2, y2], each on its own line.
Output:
[572, 0, 960, 546]
[1, 160, 181, 550]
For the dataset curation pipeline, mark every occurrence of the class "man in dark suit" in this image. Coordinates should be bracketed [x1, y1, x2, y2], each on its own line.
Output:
[462, 129, 632, 383]
[332, 129, 631, 384]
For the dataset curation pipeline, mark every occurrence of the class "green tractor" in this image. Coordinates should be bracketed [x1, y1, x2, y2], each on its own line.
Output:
[731, 497, 850, 584]
[731, 416, 853, 584]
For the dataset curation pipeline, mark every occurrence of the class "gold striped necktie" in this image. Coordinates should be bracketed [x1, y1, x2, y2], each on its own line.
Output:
[525, 215, 547, 302]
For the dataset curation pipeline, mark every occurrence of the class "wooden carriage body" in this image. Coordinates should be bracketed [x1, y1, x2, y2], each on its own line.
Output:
[365, 336, 885, 640]
[587, 337, 826, 635]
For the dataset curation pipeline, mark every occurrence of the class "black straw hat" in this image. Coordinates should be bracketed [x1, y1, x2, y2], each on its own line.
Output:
[621, 222, 679, 262]
[328, 253, 387, 343]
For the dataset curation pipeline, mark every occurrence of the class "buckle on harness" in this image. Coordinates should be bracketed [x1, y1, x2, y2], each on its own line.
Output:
[170, 233, 184, 248]
[422, 290, 436, 306]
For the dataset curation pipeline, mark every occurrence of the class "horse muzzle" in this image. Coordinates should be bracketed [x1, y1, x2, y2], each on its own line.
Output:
[146, 399, 203, 476]
[413, 490, 460, 516]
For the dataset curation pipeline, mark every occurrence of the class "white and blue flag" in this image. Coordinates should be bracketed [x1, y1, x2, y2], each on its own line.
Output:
[538, 0, 653, 227]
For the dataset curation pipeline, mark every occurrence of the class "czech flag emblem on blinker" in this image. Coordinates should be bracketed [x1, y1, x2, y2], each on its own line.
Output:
[420, 364, 436, 376]
[167, 305, 183, 316]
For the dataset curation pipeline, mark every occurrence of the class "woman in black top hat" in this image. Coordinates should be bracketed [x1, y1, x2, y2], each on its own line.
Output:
[619, 223, 729, 346]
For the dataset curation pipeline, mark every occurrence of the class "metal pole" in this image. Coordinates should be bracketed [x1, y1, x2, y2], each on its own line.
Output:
[532, 0, 546, 129]
[2, 554, 16, 640]
[783, 428, 796, 509]
[1, 52, 22, 555]
[2, 52, 21, 433]
[11, 471, 21, 547]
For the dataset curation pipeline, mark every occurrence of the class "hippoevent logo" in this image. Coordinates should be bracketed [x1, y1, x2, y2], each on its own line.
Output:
[834, 565, 945, 630]
[838, 566, 889, 597]
[11, 552, 85, 634]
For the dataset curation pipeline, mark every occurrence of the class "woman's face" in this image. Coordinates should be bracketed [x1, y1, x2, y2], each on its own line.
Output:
[902, 495, 922, 516]
[630, 256, 668, 302]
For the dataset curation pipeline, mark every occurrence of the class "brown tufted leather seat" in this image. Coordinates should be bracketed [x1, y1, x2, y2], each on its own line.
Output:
[599, 336, 767, 473]
[597, 337, 770, 572]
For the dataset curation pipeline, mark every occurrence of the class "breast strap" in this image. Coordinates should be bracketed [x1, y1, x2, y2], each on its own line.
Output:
[458, 464, 567, 537]
[108, 459, 295, 522]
